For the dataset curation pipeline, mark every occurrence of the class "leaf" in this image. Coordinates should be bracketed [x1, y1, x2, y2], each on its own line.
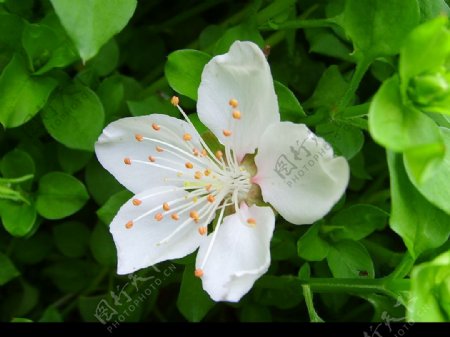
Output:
[387, 152, 450, 259]
[274, 81, 306, 120]
[404, 128, 450, 215]
[0, 201, 37, 237]
[36, 172, 89, 220]
[89, 223, 117, 266]
[408, 250, 450, 322]
[329, 205, 388, 241]
[213, 21, 264, 55]
[343, 0, 420, 59]
[43, 259, 96, 293]
[57, 145, 92, 175]
[177, 264, 215, 322]
[165, 50, 211, 101]
[85, 159, 124, 205]
[53, 221, 90, 258]
[0, 55, 57, 128]
[297, 221, 330, 261]
[327, 240, 375, 278]
[254, 275, 303, 309]
[239, 304, 272, 322]
[39, 307, 63, 322]
[127, 95, 179, 118]
[96, 190, 133, 225]
[271, 229, 297, 261]
[42, 83, 105, 151]
[0, 148, 35, 190]
[418, 0, 450, 22]
[0, 252, 20, 286]
[316, 122, 364, 159]
[0, 13, 25, 52]
[49, 0, 137, 62]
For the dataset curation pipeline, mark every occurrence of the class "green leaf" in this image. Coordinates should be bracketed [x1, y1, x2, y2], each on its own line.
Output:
[274, 81, 306, 120]
[408, 250, 450, 322]
[213, 22, 264, 55]
[316, 122, 364, 159]
[86, 38, 119, 77]
[49, 0, 137, 62]
[53, 221, 90, 258]
[165, 50, 211, 101]
[343, 0, 420, 59]
[96, 190, 132, 225]
[297, 221, 330, 261]
[11, 232, 53, 265]
[90, 223, 116, 266]
[177, 264, 215, 322]
[85, 159, 124, 205]
[42, 83, 105, 151]
[239, 304, 272, 322]
[418, 0, 450, 22]
[127, 95, 179, 118]
[329, 205, 388, 241]
[57, 145, 92, 174]
[387, 152, 450, 259]
[0, 13, 24, 52]
[43, 259, 96, 293]
[39, 307, 63, 322]
[0, 148, 35, 191]
[271, 229, 297, 261]
[0, 252, 20, 286]
[254, 275, 303, 309]
[405, 128, 450, 215]
[327, 240, 375, 278]
[0, 201, 37, 237]
[22, 22, 78, 74]
[36, 172, 89, 220]
[0, 55, 57, 128]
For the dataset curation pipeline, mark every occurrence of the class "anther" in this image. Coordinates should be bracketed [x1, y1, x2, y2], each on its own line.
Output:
[171, 213, 179, 221]
[198, 227, 207, 236]
[205, 184, 212, 191]
[201, 149, 207, 157]
[156, 146, 164, 152]
[229, 98, 238, 108]
[171, 96, 180, 106]
[193, 148, 199, 156]
[194, 171, 203, 179]
[207, 194, 215, 203]
[124, 157, 131, 165]
[194, 268, 204, 278]
[135, 134, 143, 142]
[152, 123, 161, 131]
[185, 162, 193, 169]
[232, 110, 241, 119]
[215, 150, 223, 160]
[132, 199, 142, 206]
[190, 211, 199, 221]
[204, 168, 211, 176]
[223, 129, 232, 137]
[247, 218, 256, 226]
[163, 202, 170, 211]
[148, 156, 156, 162]
[125, 220, 133, 229]
[183, 133, 192, 141]
[155, 213, 163, 221]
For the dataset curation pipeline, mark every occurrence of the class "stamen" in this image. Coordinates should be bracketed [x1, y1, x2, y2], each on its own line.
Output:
[205, 184, 212, 191]
[229, 98, 238, 108]
[156, 146, 164, 152]
[247, 218, 256, 226]
[124, 157, 131, 165]
[190, 210, 199, 221]
[132, 199, 142, 206]
[201, 149, 207, 157]
[223, 129, 232, 137]
[194, 268, 203, 278]
[198, 227, 207, 236]
[232, 110, 241, 119]
[171, 213, 179, 221]
[185, 162, 193, 169]
[194, 171, 203, 179]
[163, 202, 170, 211]
[207, 194, 215, 203]
[183, 133, 192, 141]
[215, 150, 223, 160]
[125, 220, 133, 229]
[148, 156, 156, 162]
[193, 148, 199, 156]
[135, 134, 143, 142]
[204, 168, 211, 176]
[152, 123, 161, 131]
[171, 96, 180, 106]
[155, 213, 163, 221]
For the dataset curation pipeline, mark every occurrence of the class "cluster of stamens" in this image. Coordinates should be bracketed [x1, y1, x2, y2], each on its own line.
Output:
[121, 96, 255, 278]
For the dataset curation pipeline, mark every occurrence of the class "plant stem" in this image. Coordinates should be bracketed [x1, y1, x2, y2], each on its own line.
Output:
[260, 17, 338, 31]
[302, 285, 324, 322]
[386, 252, 415, 280]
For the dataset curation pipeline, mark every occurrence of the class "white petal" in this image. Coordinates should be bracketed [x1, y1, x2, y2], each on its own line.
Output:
[110, 186, 210, 274]
[197, 41, 279, 161]
[195, 203, 275, 302]
[95, 114, 206, 194]
[254, 122, 350, 225]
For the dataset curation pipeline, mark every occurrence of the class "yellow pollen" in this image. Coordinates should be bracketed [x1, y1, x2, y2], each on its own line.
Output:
[198, 227, 207, 236]
[194, 268, 204, 278]
[152, 123, 161, 131]
[125, 220, 133, 229]
[183, 133, 192, 141]
[204, 168, 211, 176]
[194, 171, 203, 179]
[185, 162, 193, 169]
[171, 96, 180, 106]
[135, 134, 143, 142]
[229, 98, 238, 108]
[205, 184, 212, 191]
[171, 213, 179, 221]
[247, 218, 257, 226]
[156, 146, 164, 152]
[163, 202, 170, 211]
[232, 110, 241, 119]
[155, 213, 163, 221]
[148, 156, 156, 162]
[193, 196, 198, 203]
[215, 150, 223, 160]
[132, 199, 142, 206]
[223, 129, 232, 137]
[207, 194, 215, 203]
[124, 157, 131, 165]
[190, 211, 199, 221]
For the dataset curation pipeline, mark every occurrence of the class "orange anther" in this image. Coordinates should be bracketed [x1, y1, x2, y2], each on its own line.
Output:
[132, 199, 142, 206]
[156, 146, 164, 152]
[205, 184, 212, 191]
[247, 218, 256, 226]
[124, 157, 131, 165]
[183, 133, 192, 141]
[185, 162, 193, 169]
[125, 221, 133, 229]
[171, 213, 179, 221]
[229, 98, 238, 108]
[148, 156, 156, 162]
[171, 96, 180, 106]
[194, 171, 202, 179]
[194, 268, 204, 278]
[135, 134, 143, 142]
[204, 168, 211, 176]
[152, 123, 161, 131]
[215, 150, 223, 160]
[193, 148, 199, 156]
[155, 213, 163, 221]
[232, 110, 241, 119]
[207, 194, 215, 203]
[198, 227, 207, 236]
[190, 211, 199, 221]
[163, 202, 170, 211]
[223, 129, 232, 137]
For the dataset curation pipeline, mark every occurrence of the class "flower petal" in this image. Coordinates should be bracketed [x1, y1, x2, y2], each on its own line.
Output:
[197, 41, 279, 161]
[110, 186, 210, 274]
[195, 203, 275, 302]
[254, 122, 350, 225]
[95, 114, 206, 194]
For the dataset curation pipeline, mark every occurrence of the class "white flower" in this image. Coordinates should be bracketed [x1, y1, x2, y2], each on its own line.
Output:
[95, 41, 350, 302]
